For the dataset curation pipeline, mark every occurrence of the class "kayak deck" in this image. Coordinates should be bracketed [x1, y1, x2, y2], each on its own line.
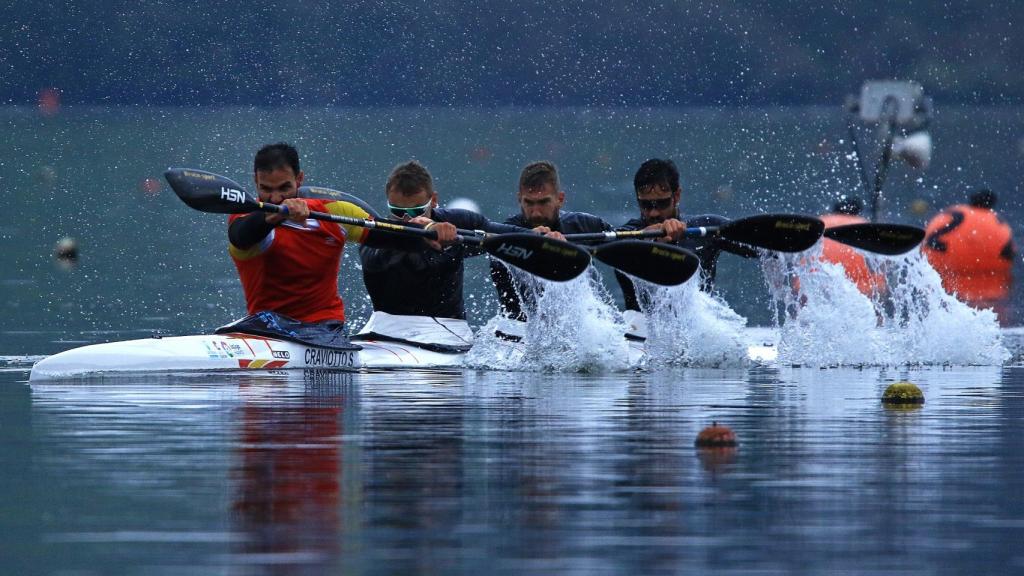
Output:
[28, 332, 464, 381]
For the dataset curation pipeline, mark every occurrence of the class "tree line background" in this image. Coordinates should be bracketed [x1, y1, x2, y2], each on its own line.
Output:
[3, 0, 1019, 106]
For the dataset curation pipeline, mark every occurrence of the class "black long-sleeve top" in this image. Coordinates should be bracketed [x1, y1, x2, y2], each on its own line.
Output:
[615, 214, 758, 311]
[490, 211, 612, 320]
[359, 208, 522, 319]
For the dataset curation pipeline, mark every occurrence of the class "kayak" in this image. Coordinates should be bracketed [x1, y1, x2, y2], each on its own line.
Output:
[28, 312, 778, 381]
[28, 332, 464, 380]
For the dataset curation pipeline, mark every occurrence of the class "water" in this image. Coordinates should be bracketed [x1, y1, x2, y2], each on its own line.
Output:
[4, 363, 1024, 574]
[4, 105, 1024, 573]
[2, 105, 1022, 346]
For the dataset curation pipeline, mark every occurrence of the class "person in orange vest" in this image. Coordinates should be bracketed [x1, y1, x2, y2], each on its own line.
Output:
[819, 197, 885, 296]
[923, 189, 1016, 309]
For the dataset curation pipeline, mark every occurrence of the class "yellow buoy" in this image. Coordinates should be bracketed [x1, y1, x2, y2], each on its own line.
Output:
[882, 381, 925, 405]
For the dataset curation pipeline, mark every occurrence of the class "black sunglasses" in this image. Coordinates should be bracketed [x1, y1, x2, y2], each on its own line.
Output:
[637, 197, 674, 211]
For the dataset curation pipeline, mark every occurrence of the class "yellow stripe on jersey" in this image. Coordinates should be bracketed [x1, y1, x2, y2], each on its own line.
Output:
[228, 228, 275, 261]
[229, 243, 261, 260]
[323, 200, 372, 242]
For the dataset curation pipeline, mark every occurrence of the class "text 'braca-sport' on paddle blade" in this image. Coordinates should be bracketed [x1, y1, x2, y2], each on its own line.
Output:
[824, 223, 926, 255]
[721, 214, 825, 253]
[592, 240, 699, 286]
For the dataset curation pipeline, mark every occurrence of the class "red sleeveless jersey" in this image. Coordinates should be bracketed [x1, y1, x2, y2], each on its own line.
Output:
[228, 199, 370, 323]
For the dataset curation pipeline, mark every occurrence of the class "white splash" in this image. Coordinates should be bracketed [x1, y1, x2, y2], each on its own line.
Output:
[880, 251, 1007, 365]
[466, 265, 631, 372]
[634, 279, 750, 368]
[763, 244, 1008, 366]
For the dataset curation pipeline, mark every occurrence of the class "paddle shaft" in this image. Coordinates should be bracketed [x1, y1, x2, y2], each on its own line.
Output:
[257, 201, 480, 245]
[561, 227, 716, 243]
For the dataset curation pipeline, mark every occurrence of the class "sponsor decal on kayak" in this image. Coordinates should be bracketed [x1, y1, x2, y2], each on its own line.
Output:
[204, 339, 248, 359]
[304, 348, 356, 368]
[272, 350, 290, 359]
[238, 359, 289, 369]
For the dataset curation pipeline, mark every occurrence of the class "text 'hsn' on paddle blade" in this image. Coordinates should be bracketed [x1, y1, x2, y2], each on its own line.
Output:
[482, 233, 590, 282]
[164, 168, 259, 214]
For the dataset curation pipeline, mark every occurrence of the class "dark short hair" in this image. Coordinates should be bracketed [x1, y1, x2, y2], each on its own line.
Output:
[254, 142, 300, 175]
[634, 159, 679, 194]
[831, 196, 863, 215]
[386, 160, 434, 196]
[969, 189, 997, 209]
[519, 161, 559, 191]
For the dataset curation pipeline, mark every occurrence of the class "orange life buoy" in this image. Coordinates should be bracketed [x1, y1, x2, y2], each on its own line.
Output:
[922, 204, 1014, 302]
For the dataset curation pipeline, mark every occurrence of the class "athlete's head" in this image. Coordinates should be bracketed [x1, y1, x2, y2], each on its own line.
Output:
[517, 161, 564, 228]
[253, 143, 304, 204]
[385, 160, 437, 221]
[634, 158, 680, 226]
[969, 189, 997, 209]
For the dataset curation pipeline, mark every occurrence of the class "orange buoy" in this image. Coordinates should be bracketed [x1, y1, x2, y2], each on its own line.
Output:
[38, 87, 61, 116]
[820, 212, 886, 296]
[695, 422, 737, 448]
[922, 190, 1015, 304]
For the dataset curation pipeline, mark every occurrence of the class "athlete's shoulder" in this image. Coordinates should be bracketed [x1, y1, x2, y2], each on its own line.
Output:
[686, 214, 729, 227]
[433, 207, 488, 229]
[616, 217, 644, 232]
[560, 211, 611, 233]
[503, 213, 527, 227]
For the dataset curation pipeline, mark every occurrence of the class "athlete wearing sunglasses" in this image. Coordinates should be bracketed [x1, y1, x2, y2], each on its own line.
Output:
[387, 198, 433, 219]
[359, 160, 526, 320]
[615, 158, 758, 311]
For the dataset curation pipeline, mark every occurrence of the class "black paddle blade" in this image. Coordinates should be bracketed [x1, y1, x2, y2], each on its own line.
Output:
[720, 214, 824, 252]
[299, 186, 382, 219]
[482, 233, 591, 282]
[824, 223, 925, 255]
[592, 240, 700, 286]
[164, 168, 259, 214]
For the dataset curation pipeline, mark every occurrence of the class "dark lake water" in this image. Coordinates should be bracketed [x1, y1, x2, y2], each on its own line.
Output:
[3, 105, 1024, 573]
[4, 362, 1024, 575]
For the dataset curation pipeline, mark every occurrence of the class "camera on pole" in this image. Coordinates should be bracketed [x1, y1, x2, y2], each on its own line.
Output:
[844, 81, 933, 221]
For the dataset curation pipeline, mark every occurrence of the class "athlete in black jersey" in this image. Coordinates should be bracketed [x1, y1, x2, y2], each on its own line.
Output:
[489, 161, 615, 320]
[360, 161, 525, 320]
[616, 158, 757, 311]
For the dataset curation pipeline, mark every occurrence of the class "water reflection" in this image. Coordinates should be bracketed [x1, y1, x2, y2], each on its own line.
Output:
[229, 370, 358, 572]
[16, 365, 1024, 574]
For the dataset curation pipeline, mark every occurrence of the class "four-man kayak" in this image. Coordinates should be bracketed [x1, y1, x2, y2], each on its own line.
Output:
[28, 312, 777, 380]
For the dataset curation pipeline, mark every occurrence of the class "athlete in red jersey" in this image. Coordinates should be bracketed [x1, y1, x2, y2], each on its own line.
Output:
[227, 143, 415, 330]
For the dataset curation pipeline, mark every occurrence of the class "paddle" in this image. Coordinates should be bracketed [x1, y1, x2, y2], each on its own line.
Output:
[563, 214, 825, 253]
[299, 185, 381, 218]
[591, 240, 699, 286]
[164, 168, 592, 282]
[294, 184, 700, 285]
[823, 223, 925, 256]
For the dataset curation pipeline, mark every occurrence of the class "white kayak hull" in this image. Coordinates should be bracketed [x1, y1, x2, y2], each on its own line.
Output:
[29, 332, 466, 381]
[29, 329, 778, 381]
